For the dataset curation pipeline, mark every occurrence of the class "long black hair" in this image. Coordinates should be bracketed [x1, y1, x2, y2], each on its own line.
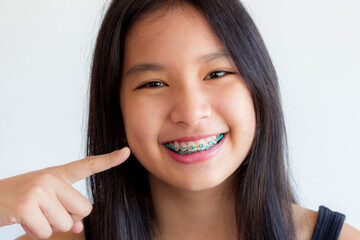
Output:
[84, 0, 296, 239]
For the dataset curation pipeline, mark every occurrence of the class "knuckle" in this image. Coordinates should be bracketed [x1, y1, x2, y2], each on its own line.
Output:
[78, 200, 93, 217]
[16, 202, 30, 215]
[57, 219, 73, 232]
[84, 201, 93, 216]
[34, 171, 56, 184]
[26, 223, 52, 239]
[16, 198, 35, 215]
[39, 228, 53, 239]
[15, 186, 47, 215]
[64, 223, 74, 232]
[62, 215, 74, 232]
[28, 184, 45, 196]
[21, 185, 45, 205]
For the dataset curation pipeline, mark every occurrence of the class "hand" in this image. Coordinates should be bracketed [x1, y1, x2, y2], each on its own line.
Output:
[0, 147, 131, 239]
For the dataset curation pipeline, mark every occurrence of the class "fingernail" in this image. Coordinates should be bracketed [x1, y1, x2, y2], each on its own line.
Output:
[120, 147, 131, 158]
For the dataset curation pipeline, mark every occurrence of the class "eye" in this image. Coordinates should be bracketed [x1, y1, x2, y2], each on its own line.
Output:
[137, 81, 166, 89]
[204, 71, 231, 80]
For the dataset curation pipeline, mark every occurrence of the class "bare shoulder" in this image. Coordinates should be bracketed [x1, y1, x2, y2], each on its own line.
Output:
[16, 231, 85, 240]
[339, 222, 360, 240]
[292, 204, 318, 240]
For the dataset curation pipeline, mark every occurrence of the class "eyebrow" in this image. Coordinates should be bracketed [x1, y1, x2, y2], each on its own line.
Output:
[198, 48, 230, 64]
[124, 48, 230, 77]
[124, 63, 165, 77]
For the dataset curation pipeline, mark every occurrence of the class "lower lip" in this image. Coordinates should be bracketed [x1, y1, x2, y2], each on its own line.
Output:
[163, 134, 226, 164]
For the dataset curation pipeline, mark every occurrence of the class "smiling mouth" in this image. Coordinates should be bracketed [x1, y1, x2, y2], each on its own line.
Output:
[164, 133, 225, 155]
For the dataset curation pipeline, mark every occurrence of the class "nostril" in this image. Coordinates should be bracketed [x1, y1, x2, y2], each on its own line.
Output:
[170, 101, 212, 126]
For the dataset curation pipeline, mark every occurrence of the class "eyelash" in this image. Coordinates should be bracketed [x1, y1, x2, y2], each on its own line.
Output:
[136, 71, 231, 89]
[137, 81, 166, 89]
[203, 70, 231, 80]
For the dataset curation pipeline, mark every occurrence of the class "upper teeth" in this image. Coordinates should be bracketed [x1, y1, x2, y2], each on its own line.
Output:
[166, 134, 223, 152]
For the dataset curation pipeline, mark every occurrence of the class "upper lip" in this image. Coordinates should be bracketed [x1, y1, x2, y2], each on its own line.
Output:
[161, 132, 226, 144]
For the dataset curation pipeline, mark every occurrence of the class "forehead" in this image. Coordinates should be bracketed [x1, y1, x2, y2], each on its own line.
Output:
[123, 4, 225, 67]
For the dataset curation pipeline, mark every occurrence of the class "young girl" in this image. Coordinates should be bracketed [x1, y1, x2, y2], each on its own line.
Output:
[1, 0, 359, 239]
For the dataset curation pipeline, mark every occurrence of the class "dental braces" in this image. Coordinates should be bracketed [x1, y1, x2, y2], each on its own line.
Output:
[165, 133, 224, 154]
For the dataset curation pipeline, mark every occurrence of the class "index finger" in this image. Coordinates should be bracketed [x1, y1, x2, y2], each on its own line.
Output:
[56, 147, 131, 184]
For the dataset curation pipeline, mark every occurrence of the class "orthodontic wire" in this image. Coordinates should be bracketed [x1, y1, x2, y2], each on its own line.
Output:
[165, 133, 224, 153]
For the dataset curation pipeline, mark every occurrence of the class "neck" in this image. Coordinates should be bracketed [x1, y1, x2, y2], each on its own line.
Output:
[149, 174, 237, 240]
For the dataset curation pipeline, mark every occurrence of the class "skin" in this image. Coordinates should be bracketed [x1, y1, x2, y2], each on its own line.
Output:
[6, 3, 360, 240]
[120, 4, 255, 239]
[0, 147, 131, 240]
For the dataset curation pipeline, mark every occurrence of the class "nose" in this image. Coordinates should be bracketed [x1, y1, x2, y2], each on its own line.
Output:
[170, 85, 212, 127]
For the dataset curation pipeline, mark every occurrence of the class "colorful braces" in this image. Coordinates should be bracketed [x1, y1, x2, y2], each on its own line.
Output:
[165, 133, 224, 155]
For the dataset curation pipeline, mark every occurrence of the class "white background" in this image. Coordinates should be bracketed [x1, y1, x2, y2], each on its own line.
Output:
[0, 0, 359, 239]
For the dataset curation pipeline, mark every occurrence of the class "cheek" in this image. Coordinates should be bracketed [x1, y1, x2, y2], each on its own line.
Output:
[121, 97, 164, 152]
[216, 81, 256, 140]
[238, 92, 256, 132]
[123, 99, 149, 141]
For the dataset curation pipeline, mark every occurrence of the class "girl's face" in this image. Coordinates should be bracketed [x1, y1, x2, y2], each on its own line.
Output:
[120, 4, 256, 192]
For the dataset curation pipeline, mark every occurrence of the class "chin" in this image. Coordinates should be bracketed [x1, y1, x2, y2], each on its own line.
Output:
[172, 174, 232, 193]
